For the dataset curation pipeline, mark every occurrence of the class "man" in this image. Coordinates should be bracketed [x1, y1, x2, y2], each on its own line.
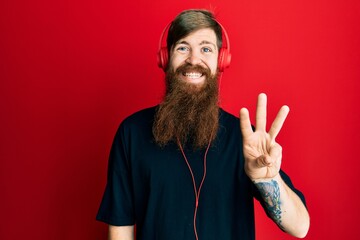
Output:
[96, 9, 310, 240]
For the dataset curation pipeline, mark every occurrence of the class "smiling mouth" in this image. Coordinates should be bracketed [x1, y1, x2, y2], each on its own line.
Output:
[182, 72, 203, 79]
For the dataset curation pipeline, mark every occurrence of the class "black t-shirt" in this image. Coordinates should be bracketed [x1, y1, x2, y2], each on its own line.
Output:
[96, 106, 306, 240]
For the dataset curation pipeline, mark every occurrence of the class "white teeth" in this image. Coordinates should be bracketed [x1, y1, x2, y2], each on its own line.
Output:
[184, 72, 202, 79]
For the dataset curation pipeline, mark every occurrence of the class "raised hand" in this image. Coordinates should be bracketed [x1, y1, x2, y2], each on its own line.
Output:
[240, 93, 290, 181]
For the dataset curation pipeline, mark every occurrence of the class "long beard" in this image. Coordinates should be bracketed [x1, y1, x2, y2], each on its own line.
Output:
[152, 63, 219, 149]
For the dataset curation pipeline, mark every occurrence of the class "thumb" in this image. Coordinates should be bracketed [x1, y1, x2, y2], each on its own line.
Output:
[255, 155, 273, 168]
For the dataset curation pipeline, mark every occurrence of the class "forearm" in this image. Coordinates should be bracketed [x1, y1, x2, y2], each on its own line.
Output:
[108, 225, 135, 240]
[254, 174, 310, 238]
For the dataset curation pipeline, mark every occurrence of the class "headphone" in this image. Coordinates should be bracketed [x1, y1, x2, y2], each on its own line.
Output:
[157, 20, 232, 72]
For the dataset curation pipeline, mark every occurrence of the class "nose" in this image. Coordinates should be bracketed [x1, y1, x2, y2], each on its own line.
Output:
[185, 51, 202, 65]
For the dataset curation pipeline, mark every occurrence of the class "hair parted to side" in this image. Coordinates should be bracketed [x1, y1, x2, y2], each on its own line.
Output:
[166, 9, 223, 53]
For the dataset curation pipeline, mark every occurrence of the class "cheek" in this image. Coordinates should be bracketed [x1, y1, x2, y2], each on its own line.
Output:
[169, 56, 184, 70]
[205, 53, 218, 72]
[210, 59, 219, 73]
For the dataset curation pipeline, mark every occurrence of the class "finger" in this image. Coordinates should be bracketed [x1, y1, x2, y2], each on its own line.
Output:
[269, 143, 282, 162]
[269, 105, 290, 139]
[240, 108, 253, 138]
[255, 155, 272, 168]
[256, 93, 267, 132]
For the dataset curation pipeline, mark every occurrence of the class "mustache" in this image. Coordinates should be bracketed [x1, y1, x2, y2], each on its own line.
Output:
[174, 63, 211, 77]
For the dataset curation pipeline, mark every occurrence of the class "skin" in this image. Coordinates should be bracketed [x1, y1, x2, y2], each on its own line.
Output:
[108, 225, 134, 240]
[240, 93, 310, 237]
[108, 28, 310, 239]
[169, 28, 219, 86]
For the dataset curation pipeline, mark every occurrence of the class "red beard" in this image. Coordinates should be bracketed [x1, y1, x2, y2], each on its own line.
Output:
[153, 63, 220, 149]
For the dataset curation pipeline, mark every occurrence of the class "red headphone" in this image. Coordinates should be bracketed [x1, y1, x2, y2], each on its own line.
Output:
[157, 20, 232, 72]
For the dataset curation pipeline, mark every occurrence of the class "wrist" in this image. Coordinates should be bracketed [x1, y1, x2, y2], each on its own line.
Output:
[251, 173, 281, 184]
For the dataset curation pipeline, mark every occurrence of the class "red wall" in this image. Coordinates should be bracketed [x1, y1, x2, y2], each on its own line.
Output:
[1, 0, 359, 239]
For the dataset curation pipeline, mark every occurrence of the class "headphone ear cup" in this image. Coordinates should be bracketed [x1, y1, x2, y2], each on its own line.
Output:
[157, 47, 168, 70]
[218, 48, 232, 72]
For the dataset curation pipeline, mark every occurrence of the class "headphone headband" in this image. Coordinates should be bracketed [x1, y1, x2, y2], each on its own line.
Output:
[157, 19, 232, 72]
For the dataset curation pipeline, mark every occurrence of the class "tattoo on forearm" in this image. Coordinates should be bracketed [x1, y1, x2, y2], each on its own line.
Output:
[254, 180, 284, 229]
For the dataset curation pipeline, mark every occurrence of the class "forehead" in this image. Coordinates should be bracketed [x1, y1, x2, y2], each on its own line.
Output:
[175, 28, 217, 46]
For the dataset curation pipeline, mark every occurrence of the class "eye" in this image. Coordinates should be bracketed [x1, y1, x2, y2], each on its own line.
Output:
[202, 47, 213, 53]
[176, 46, 189, 52]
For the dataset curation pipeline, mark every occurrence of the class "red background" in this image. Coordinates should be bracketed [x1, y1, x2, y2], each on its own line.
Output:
[1, 0, 359, 239]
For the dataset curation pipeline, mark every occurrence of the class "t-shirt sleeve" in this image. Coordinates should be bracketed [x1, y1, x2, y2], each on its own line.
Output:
[96, 123, 135, 226]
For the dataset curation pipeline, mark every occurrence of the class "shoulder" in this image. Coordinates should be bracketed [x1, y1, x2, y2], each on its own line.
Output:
[219, 108, 239, 129]
[114, 106, 157, 140]
[214, 108, 242, 146]
[122, 106, 157, 127]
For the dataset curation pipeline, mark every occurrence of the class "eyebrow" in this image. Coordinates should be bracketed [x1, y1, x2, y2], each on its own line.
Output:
[175, 40, 217, 50]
